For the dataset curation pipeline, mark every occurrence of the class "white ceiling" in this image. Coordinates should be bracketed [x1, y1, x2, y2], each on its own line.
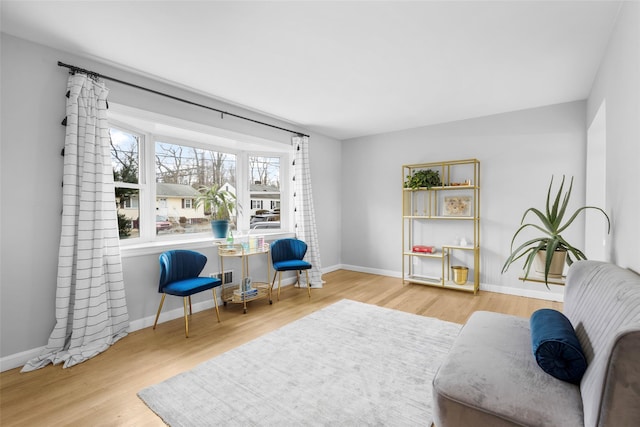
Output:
[1, 1, 623, 140]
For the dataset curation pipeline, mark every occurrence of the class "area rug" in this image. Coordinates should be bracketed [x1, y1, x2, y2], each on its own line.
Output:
[138, 299, 461, 426]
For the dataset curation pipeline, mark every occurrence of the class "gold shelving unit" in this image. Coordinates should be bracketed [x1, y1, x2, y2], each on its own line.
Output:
[402, 159, 480, 294]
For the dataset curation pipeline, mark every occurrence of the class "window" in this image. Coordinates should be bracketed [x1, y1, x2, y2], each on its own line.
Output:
[108, 107, 291, 244]
[249, 156, 281, 230]
[110, 128, 142, 239]
[155, 139, 237, 237]
[122, 196, 138, 208]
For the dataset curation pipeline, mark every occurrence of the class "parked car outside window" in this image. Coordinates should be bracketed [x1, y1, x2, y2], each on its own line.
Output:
[251, 221, 280, 229]
[156, 216, 172, 232]
[250, 213, 279, 224]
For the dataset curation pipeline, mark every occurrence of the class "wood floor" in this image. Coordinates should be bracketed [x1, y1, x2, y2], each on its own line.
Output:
[0, 270, 561, 426]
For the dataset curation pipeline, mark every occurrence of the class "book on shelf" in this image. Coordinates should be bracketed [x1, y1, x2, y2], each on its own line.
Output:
[233, 287, 258, 298]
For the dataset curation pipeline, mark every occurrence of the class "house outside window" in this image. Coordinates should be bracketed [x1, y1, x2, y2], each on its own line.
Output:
[249, 156, 281, 230]
[123, 196, 139, 208]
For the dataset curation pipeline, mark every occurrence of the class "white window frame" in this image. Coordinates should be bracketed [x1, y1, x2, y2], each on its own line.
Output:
[246, 152, 289, 233]
[111, 125, 147, 239]
[109, 105, 294, 252]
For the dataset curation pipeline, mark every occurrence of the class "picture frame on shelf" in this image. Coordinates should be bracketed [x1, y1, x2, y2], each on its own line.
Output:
[443, 196, 472, 217]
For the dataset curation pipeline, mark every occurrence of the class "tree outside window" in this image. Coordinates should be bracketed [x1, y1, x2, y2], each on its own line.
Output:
[110, 128, 141, 238]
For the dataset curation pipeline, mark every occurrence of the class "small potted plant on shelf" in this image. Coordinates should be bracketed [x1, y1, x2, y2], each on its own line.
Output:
[502, 175, 610, 287]
[195, 184, 237, 238]
[404, 169, 442, 190]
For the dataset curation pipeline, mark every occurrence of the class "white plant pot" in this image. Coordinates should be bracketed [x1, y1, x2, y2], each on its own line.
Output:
[534, 249, 566, 278]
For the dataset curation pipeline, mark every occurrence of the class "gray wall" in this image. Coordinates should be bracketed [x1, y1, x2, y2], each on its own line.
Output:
[586, 1, 640, 273]
[341, 101, 587, 300]
[339, 0, 639, 296]
[0, 34, 342, 360]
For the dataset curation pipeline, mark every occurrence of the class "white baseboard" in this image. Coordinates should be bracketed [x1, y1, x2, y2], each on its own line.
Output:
[481, 282, 564, 302]
[0, 301, 223, 372]
[0, 278, 302, 373]
[1, 266, 561, 372]
[339, 264, 564, 302]
[339, 264, 402, 279]
[127, 276, 309, 331]
[0, 346, 47, 373]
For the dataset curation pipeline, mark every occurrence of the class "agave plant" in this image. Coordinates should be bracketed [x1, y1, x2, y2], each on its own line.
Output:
[502, 175, 610, 286]
[194, 184, 237, 220]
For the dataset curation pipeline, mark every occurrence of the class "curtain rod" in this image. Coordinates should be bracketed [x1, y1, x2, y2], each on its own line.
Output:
[57, 61, 309, 138]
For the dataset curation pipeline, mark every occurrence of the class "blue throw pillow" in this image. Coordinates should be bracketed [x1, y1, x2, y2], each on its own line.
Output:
[530, 309, 587, 384]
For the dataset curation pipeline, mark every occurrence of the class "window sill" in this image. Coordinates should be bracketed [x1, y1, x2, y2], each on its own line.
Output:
[120, 231, 296, 258]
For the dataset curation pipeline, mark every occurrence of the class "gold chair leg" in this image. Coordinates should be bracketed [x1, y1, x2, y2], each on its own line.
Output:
[183, 297, 190, 338]
[305, 270, 311, 298]
[188, 296, 193, 315]
[153, 294, 166, 330]
[212, 289, 221, 322]
[277, 272, 282, 301]
[296, 271, 301, 287]
[271, 271, 278, 302]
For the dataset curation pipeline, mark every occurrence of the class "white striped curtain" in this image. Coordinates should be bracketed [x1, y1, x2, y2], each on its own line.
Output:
[292, 135, 323, 287]
[22, 73, 129, 371]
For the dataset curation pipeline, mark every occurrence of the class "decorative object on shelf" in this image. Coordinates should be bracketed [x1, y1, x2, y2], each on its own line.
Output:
[413, 245, 436, 253]
[233, 277, 258, 301]
[451, 266, 469, 285]
[241, 277, 252, 292]
[195, 184, 238, 238]
[443, 196, 472, 216]
[501, 175, 610, 287]
[449, 179, 472, 186]
[404, 169, 442, 190]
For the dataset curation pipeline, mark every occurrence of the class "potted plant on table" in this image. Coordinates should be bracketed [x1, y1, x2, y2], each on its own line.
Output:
[195, 184, 237, 238]
[502, 175, 610, 287]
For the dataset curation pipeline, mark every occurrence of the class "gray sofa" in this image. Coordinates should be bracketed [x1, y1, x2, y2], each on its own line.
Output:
[432, 261, 640, 426]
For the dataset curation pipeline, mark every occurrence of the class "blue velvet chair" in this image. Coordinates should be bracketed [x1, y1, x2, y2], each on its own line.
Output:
[153, 250, 222, 337]
[270, 238, 312, 300]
